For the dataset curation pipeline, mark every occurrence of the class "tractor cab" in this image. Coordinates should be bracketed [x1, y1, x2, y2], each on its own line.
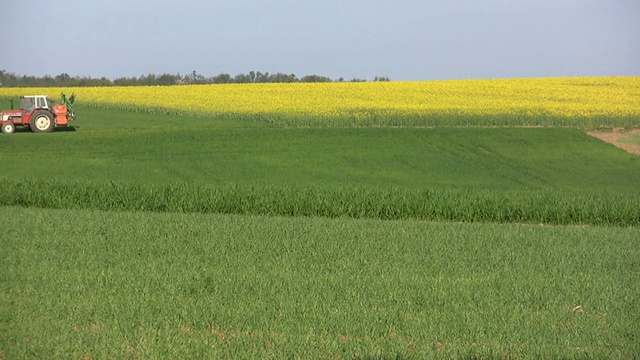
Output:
[21, 95, 52, 113]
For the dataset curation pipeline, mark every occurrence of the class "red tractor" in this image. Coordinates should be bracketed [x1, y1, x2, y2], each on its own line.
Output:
[1, 93, 76, 134]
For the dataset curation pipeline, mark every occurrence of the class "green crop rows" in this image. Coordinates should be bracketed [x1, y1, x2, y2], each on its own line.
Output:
[1, 180, 639, 226]
[1, 100, 639, 358]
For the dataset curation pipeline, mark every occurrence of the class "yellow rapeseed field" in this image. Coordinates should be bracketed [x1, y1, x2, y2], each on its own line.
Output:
[1, 77, 638, 126]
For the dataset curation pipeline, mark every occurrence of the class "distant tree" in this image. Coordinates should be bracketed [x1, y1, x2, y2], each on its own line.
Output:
[234, 73, 251, 83]
[76, 77, 91, 87]
[175, 72, 186, 85]
[255, 71, 270, 82]
[41, 75, 56, 86]
[0, 70, 383, 87]
[70, 76, 106, 87]
[157, 73, 180, 86]
[212, 73, 232, 84]
[114, 76, 138, 86]
[20, 75, 37, 86]
[139, 74, 157, 86]
[55, 73, 72, 86]
[92, 77, 113, 86]
[268, 73, 298, 83]
[300, 74, 332, 83]
[186, 70, 206, 84]
[7, 73, 19, 86]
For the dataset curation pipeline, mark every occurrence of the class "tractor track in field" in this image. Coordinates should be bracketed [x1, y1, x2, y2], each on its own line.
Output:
[587, 128, 640, 155]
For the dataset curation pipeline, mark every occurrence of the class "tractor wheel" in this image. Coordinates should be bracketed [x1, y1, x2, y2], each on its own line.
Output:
[1, 122, 15, 134]
[30, 110, 54, 132]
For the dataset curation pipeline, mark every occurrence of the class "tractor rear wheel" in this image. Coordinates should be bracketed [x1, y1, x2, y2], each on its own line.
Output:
[1, 122, 15, 134]
[30, 110, 54, 132]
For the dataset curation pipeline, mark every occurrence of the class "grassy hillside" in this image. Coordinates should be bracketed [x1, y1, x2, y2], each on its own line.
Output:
[1, 104, 639, 225]
[2, 117, 639, 191]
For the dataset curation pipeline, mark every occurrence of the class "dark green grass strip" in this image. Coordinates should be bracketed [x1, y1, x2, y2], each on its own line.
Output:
[1, 179, 638, 226]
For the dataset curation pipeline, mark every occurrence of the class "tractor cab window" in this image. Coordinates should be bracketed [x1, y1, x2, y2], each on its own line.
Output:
[37, 97, 48, 109]
[21, 97, 35, 112]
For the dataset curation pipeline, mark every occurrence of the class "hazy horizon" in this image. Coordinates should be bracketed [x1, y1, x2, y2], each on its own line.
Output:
[1, 0, 638, 81]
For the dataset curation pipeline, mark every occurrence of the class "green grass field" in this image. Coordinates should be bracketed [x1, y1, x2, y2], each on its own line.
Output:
[1, 100, 639, 358]
[2, 207, 639, 358]
[1, 103, 639, 226]
[2, 103, 638, 191]
[3, 122, 639, 191]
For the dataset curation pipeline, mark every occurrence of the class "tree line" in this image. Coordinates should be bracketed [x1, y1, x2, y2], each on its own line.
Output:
[0, 70, 390, 87]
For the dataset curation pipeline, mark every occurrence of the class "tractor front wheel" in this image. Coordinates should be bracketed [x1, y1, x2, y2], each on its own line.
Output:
[1, 122, 15, 134]
[30, 110, 54, 133]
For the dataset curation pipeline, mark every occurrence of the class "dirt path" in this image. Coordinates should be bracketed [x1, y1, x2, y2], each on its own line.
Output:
[587, 128, 640, 155]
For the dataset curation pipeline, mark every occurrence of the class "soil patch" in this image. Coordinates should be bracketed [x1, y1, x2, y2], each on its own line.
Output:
[587, 128, 640, 155]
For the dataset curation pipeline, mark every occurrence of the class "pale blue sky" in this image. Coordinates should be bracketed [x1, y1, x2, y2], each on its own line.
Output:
[1, 0, 638, 80]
